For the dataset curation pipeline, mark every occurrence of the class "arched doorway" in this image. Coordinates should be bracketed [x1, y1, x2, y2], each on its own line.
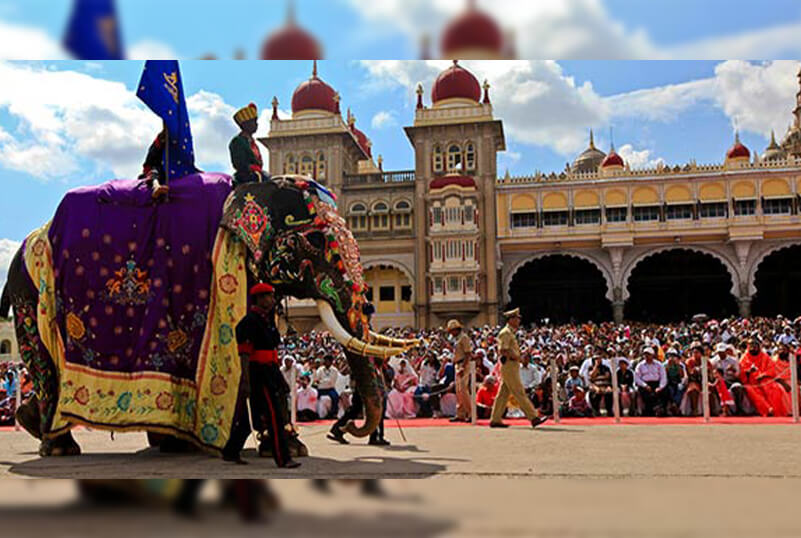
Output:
[624, 249, 737, 322]
[752, 245, 801, 317]
[0, 340, 10, 355]
[508, 255, 612, 324]
[363, 265, 414, 329]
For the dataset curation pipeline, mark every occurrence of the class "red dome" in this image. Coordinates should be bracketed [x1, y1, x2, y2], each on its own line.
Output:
[291, 64, 338, 116]
[441, 7, 503, 57]
[352, 125, 371, 158]
[727, 139, 750, 160]
[601, 150, 624, 168]
[430, 174, 476, 190]
[432, 61, 482, 105]
[261, 24, 322, 60]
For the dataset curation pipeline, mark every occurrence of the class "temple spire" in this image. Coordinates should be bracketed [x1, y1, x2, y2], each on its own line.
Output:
[589, 128, 596, 149]
[312, 59, 318, 78]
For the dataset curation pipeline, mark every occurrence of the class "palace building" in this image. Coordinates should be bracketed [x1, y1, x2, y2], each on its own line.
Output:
[264, 61, 801, 330]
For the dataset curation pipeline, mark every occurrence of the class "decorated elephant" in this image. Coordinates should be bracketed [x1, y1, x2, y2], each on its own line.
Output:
[0, 173, 417, 457]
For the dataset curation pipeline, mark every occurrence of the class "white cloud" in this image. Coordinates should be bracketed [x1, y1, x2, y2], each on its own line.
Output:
[371, 110, 397, 129]
[128, 40, 180, 60]
[0, 62, 252, 181]
[0, 20, 65, 60]
[0, 238, 21, 287]
[617, 144, 663, 170]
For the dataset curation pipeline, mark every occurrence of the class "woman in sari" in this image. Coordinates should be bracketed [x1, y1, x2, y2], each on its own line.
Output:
[387, 359, 419, 419]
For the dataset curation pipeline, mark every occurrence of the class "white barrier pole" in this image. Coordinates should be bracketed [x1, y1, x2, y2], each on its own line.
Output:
[470, 361, 477, 425]
[611, 357, 621, 423]
[701, 355, 710, 423]
[791, 356, 799, 424]
[290, 367, 297, 426]
[550, 358, 560, 424]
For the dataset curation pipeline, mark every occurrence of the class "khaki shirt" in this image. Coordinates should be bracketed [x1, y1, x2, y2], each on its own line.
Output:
[453, 332, 472, 366]
[497, 324, 521, 361]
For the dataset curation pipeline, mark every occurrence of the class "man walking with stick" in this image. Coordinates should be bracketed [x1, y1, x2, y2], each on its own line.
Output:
[489, 308, 549, 429]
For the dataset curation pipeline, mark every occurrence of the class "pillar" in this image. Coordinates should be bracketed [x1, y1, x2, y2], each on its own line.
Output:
[738, 297, 752, 318]
[612, 302, 625, 324]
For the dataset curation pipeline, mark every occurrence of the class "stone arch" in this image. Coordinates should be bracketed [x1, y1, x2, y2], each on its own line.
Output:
[632, 187, 659, 205]
[761, 178, 792, 197]
[699, 182, 726, 202]
[747, 240, 801, 297]
[504, 250, 615, 305]
[574, 190, 600, 208]
[362, 259, 415, 302]
[620, 245, 741, 302]
[510, 194, 537, 212]
[0, 339, 11, 355]
[542, 192, 568, 210]
[605, 189, 627, 206]
[665, 184, 693, 203]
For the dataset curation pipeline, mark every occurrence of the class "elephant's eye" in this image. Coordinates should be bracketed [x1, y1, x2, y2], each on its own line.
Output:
[306, 231, 326, 251]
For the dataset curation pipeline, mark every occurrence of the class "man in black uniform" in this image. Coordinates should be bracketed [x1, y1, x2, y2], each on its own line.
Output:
[223, 283, 300, 468]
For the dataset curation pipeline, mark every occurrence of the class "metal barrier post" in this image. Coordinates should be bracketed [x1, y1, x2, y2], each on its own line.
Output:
[470, 360, 477, 425]
[701, 355, 710, 423]
[550, 358, 560, 424]
[611, 357, 621, 423]
[791, 355, 799, 424]
[290, 367, 297, 426]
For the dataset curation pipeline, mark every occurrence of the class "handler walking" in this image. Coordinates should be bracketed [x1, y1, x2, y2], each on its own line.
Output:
[489, 308, 549, 429]
[223, 283, 300, 468]
[448, 319, 473, 423]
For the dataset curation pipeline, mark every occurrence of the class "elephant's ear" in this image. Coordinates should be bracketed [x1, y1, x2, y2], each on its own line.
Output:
[220, 183, 275, 264]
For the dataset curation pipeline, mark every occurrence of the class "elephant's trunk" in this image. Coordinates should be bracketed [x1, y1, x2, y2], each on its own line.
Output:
[340, 350, 384, 438]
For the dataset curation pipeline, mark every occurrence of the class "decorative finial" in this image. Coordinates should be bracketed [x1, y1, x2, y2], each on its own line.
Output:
[482, 79, 491, 104]
[770, 129, 777, 146]
[333, 92, 341, 114]
[735, 130, 741, 144]
[312, 59, 318, 78]
[416, 83, 425, 109]
[589, 129, 595, 149]
[271, 96, 279, 120]
[286, 0, 296, 24]
[453, 59, 459, 66]
[378, 154, 383, 170]
[609, 127, 615, 152]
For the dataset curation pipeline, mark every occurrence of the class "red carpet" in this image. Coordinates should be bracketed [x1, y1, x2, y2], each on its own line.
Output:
[1, 416, 797, 433]
[297, 416, 799, 429]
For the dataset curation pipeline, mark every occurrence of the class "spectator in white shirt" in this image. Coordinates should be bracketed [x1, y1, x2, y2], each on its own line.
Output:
[296, 374, 319, 422]
[314, 354, 340, 419]
[634, 346, 668, 416]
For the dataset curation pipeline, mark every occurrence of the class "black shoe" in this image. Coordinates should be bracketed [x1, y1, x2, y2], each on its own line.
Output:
[449, 417, 467, 423]
[279, 459, 301, 469]
[368, 438, 390, 446]
[223, 453, 248, 465]
[531, 416, 550, 429]
[327, 430, 349, 445]
[489, 422, 509, 428]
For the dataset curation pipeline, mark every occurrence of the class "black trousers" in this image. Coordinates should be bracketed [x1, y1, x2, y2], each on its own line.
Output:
[331, 390, 386, 441]
[224, 362, 291, 466]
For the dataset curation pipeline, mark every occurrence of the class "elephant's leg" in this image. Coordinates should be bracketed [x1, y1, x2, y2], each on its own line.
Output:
[147, 432, 199, 453]
[39, 431, 81, 457]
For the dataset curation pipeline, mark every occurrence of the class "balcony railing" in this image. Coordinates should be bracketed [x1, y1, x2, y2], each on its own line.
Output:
[344, 170, 416, 186]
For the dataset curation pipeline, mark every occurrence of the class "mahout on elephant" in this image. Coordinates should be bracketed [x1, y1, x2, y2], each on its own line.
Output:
[0, 172, 418, 458]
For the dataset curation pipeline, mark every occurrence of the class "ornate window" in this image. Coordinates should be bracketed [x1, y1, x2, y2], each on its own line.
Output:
[464, 203, 475, 224]
[394, 200, 412, 228]
[464, 241, 474, 260]
[432, 206, 443, 225]
[432, 241, 443, 261]
[316, 152, 326, 181]
[447, 276, 461, 293]
[349, 203, 368, 231]
[445, 206, 461, 224]
[433, 145, 444, 173]
[465, 142, 476, 171]
[465, 276, 475, 292]
[284, 154, 297, 174]
[633, 206, 661, 222]
[447, 144, 463, 172]
[300, 154, 314, 177]
[372, 202, 390, 230]
[434, 277, 444, 294]
[511, 212, 538, 228]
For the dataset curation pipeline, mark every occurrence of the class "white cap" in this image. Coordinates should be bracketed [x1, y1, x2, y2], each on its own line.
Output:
[642, 346, 655, 355]
[716, 343, 728, 353]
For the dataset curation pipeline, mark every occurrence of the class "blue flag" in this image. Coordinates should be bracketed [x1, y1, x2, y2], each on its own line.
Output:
[64, 0, 125, 60]
[136, 61, 197, 179]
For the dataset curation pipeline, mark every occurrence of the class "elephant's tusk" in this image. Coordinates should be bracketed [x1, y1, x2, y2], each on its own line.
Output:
[316, 300, 404, 359]
[368, 332, 421, 349]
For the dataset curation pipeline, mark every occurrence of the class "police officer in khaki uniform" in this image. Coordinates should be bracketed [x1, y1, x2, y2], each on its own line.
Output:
[447, 319, 473, 422]
[490, 308, 549, 429]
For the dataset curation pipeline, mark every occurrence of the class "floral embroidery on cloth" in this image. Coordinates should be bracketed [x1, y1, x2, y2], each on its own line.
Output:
[103, 260, 153, 306]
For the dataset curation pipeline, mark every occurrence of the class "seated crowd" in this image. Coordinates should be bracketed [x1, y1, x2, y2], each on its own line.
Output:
[278, 316, 801, 421]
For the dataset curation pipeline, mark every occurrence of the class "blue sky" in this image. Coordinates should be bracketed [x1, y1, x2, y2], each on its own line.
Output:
[2, 1, 801, 60]
[0, 58, 799, 261]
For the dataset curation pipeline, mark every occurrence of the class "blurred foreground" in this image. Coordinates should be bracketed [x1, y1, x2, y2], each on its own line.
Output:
[0, 478, 800, 537]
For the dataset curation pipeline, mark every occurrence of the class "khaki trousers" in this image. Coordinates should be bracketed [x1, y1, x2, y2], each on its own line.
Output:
[490, 359, 538, 423]
[455, 364, 471, 420]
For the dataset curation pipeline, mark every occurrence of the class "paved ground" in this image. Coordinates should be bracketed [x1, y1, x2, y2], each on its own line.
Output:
[1, 421, 800, 479]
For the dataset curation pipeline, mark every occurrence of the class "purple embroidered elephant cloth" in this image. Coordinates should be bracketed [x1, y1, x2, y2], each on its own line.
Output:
[47, 173, 233, 381]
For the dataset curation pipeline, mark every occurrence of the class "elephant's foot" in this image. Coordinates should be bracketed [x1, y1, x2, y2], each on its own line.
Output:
[15, 396, 42, 440]
[39, 432, 81, 457]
